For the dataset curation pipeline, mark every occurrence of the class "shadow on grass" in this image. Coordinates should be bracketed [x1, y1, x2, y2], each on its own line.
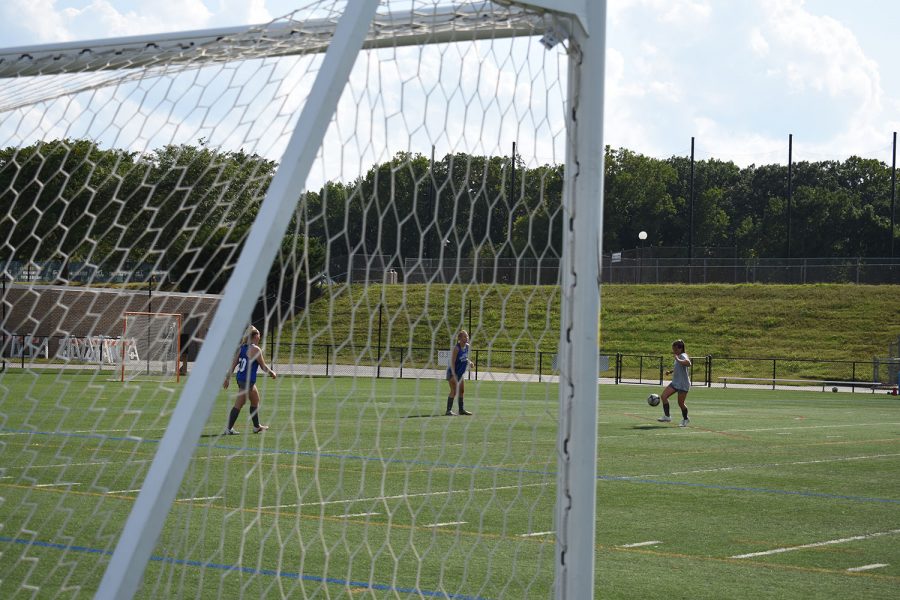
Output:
[404, 413, 448, 419]
[631, 424, 669, 430]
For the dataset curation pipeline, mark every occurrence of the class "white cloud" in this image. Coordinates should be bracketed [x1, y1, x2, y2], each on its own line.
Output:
[0, 0, 72, 44]
[748, 28, 769, 56]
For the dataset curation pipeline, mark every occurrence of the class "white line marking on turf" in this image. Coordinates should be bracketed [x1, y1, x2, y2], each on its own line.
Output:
[847, 563, 888, 572]
[259, 482, 547, 510]
[339, 512, 380, 518]
[619, 541, 661, 548]
[426, 521, 466, 528]
[731, 529, 900, 559]
[519, 531, 554, 538]
[34, 482, 80, 488]
[176, 495, 222, 503]
[107, 489, 142, 494]
[632, 453, 900, 479]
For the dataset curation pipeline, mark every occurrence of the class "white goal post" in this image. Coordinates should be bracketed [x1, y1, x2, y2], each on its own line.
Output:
[120, 311, 182, 383]
[0, 2, 606, 599]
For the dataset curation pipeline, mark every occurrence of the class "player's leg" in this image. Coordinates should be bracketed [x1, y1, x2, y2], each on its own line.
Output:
[457, 376, 472, 415]
[226, 389, 248, 433]
[677, 391, 689, 427]
[249, 385, 268, 432]
[657, 384, 674, 422]
[446, 370, 457, 415]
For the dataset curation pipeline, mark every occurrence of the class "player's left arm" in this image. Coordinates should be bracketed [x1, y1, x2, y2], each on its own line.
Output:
[251, 345, 277, 378]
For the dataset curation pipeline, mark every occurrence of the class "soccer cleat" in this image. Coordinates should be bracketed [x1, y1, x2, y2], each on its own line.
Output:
[657, 416, 671, 422]
[459, 409, 473, 415]
[224, 427, 238, 435]
[253, 425, 269, 433]
[445, 410, 456, 416]
[679, 418, 690, 427]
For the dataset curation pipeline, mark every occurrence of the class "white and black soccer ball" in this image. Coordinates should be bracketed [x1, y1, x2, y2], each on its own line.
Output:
[647, 393, 660, 407]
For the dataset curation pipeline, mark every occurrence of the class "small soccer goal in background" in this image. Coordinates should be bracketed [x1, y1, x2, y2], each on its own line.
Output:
[120, 312, 182, 383]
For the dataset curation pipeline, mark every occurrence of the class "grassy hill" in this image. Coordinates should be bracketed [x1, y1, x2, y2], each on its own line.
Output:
[293, 283, 899, 362]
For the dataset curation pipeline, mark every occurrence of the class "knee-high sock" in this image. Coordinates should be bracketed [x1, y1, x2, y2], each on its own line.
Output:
[228, 407, 241, 429]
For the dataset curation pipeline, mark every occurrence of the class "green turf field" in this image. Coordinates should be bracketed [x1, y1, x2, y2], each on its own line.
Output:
[0, 371, 898, 598]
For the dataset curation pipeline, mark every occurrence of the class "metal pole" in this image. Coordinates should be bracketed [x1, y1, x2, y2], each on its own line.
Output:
[555, 3, 605, 598]
[891, 131, 896, 258]
[430, 144, 436, 261]
[1, 273, 5, 372]
[787, 133, 793, 259]
[146, 276, 152, 375]
[689, 137, 694, 267]
[376, 303, 382, 379]
[96, 4, 381, 598]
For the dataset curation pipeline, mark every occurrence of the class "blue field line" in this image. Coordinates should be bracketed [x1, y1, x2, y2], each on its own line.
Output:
[0, 536, 488, 599]
[6, 428, 899, 505]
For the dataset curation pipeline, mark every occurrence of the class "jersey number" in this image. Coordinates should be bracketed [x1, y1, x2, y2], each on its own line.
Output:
[237, 357, 248, 373]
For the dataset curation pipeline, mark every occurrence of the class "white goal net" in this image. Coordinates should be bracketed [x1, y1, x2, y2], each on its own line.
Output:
[0, 2, 605, 599]
[120, 312, 182, 382]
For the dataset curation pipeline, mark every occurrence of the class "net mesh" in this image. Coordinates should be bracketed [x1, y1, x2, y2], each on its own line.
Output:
[120, 312, 181, 381]
[0, 1, 580, 597]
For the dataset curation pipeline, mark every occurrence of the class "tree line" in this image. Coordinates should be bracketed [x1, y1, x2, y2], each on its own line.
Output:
[2, 139, 897, 295]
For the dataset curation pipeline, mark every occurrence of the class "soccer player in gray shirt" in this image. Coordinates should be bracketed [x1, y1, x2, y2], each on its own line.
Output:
[657, 339, 692, 427]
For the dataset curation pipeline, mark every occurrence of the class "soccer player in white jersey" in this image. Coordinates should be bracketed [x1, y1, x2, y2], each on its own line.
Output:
[657, 339, 692, 427]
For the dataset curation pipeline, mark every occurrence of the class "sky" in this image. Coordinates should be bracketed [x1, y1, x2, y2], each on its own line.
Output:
[0, 0, 898, 170]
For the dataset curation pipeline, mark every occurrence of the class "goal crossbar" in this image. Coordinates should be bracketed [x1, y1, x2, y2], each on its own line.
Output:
[0, 4, 550, 79]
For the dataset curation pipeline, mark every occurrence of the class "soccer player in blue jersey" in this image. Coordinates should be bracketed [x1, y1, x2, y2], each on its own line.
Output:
[657, 339, 692, 427]
[223, 326, 276, 434]
[445, 330, 475, 416]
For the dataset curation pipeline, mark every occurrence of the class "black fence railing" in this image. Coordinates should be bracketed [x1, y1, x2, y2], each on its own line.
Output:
[4, 335, 899, 391]
[327, 254, 900, 285]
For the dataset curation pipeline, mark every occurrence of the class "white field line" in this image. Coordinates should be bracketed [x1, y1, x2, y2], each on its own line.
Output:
[175, 495, 223, 503]
[259, 481, 547, 510]
[34, 482, 80, 488]
[847, 563, 888, 572]
[628, 453, 900, 479]
[426, 521, 466, 528]
[107, 489, 142, 494]
[619, 541, 661, 548]
[339, 512, 380, 518]
[18, 460, 152, 469]
[731, 529, 900, 559]
[519, 531, 554, 538]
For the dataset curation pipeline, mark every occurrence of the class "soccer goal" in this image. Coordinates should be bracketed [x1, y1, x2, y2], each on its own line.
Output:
[0, 2, 605, 599]
[120, 312, 182, 382]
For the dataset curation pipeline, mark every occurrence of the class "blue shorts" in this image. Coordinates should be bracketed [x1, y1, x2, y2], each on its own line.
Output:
[236, 377, 256, 389]
[446, 367, 466, 381]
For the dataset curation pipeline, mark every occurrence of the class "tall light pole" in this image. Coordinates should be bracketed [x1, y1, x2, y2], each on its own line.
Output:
[638, 231, 647, 284]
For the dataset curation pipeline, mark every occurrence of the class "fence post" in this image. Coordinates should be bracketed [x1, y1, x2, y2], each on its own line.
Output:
[376, 304, 382, 379]
[538, 351, 543, 383]
[325, 345, 330, 377]
[615, 353, 621, 384]
[706, 355, 712, 387]
[772, 359, 777, 389]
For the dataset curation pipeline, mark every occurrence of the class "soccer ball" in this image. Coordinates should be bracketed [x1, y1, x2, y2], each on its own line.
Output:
[831, 387, 838, 393]
[647, 393, 660, 407]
